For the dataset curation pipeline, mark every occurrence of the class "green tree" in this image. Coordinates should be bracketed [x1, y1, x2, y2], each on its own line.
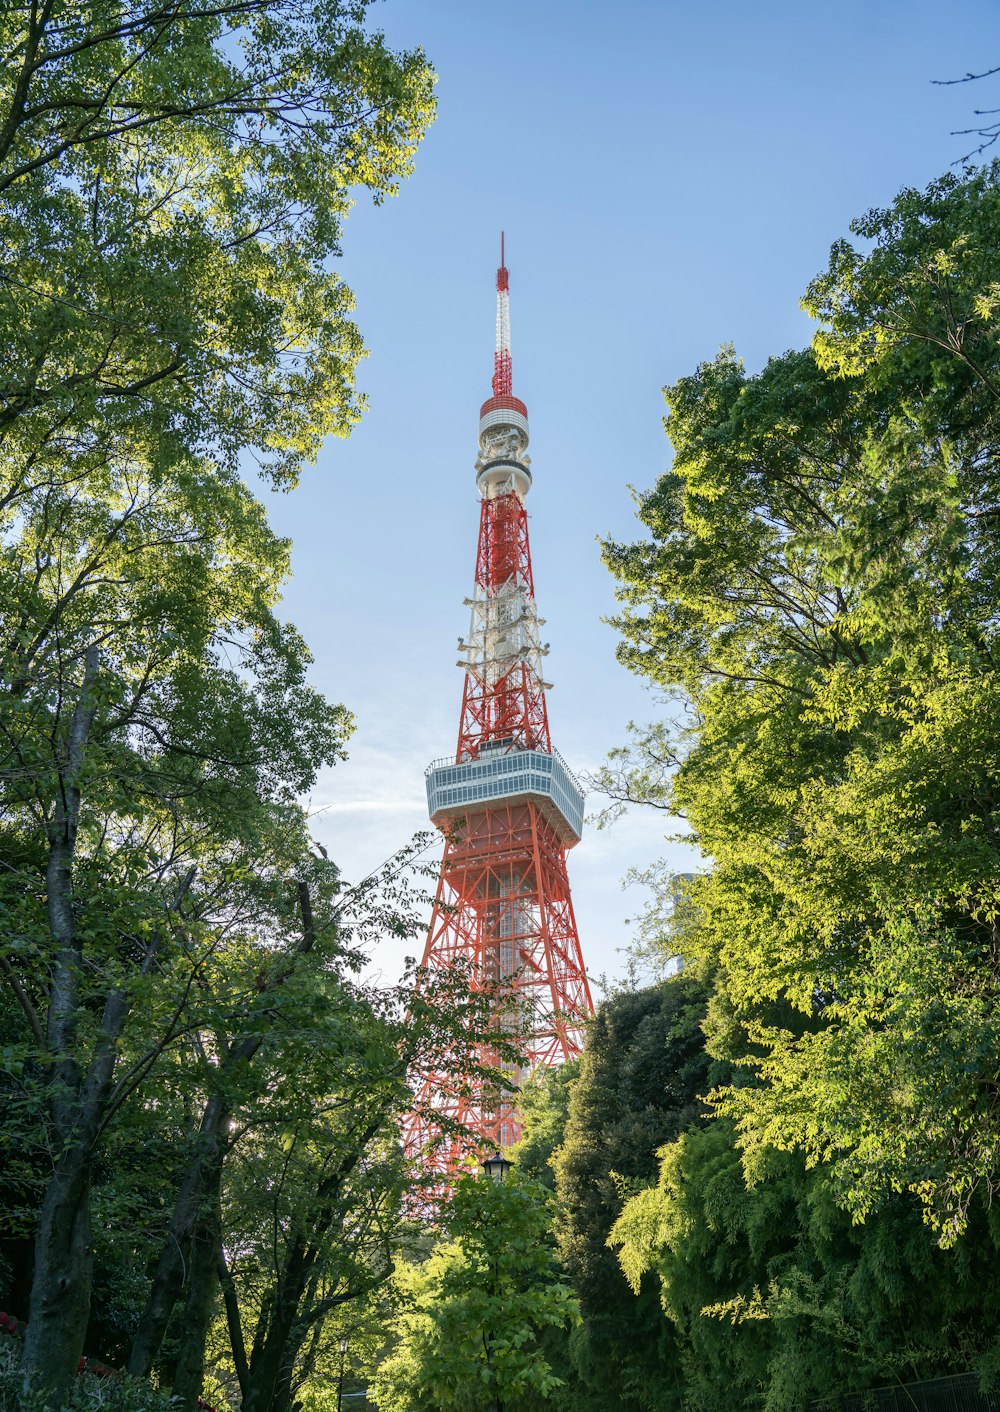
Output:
[0, 2, 435, 1398]
[0, 821, 499, 1409]
[509, 1061, 579, 1191]
[370, 1174, 580, 1412]
[602, 164, 1000, 1242]
[209, 960, 495, 1412]
[610, 1119, 1000, 1412]
[0, 0, 435, 490]
[553, 975, 714, 1411]
[1, 587, 346, 1399]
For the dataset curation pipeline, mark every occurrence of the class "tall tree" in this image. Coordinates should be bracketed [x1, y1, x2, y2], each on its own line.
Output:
[0, 0, 435, 489]
[509, 1060, 579, 1191]
[0, 1, 435, 1397]
[553, 976, 714, 1411]
[207, 954, 495, 1412]
[370, 1173, 580, 1412]
[610, 1119, 1000, 1412]
[1, 475, 347, 1396]
[602, 164, 1000, 1242]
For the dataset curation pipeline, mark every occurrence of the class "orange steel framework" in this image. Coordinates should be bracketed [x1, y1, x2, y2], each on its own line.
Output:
[457, 488, 549, 759]
[403, 237, 593, 1171]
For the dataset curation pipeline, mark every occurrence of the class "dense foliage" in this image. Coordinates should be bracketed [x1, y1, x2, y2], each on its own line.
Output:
[552, 977, 713, 1411]
[0, 0, 439, 1405]
[370, 1174, 580, 1412]
[611, 1115, 1000, 1411]
[5, 2, 1000, 1403]
[0, 0, 435, 490]
[506, 978, 1000, 1412]
[603, 163, 1000, 1244]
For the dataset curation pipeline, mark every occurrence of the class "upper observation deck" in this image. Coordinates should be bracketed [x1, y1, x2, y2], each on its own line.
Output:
[425, 744, 585, 846]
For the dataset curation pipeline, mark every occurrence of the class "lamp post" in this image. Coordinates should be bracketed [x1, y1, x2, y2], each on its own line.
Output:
[480, 1153, 512, 1411]
[481, 1151, 511, 1183]
[336, 1335, 349, 1412]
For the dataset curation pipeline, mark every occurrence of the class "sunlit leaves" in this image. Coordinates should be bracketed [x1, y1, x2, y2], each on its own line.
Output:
[370, 1174, 579, 1412]
[0, 0, 436, 487]
[603, 164, 1000, 1240]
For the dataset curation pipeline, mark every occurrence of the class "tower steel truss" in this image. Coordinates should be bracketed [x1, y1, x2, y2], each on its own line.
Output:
[404, 238, 593, 1169]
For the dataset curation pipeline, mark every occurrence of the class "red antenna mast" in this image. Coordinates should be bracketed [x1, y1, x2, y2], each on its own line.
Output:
[493, 231, 512, 397]
[403, 238, 594, 1172]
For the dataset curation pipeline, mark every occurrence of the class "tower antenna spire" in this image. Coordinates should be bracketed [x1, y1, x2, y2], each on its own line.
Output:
[493, 231, 512, 397]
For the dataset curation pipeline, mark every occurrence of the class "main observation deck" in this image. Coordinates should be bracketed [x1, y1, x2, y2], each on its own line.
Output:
[425, 746, 585, 846]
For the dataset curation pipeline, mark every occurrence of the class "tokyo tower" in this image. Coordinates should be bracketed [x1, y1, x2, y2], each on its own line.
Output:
[405, 238, 594, 1166]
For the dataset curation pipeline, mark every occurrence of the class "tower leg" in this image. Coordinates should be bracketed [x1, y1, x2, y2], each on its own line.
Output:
[403, 803, 592, 1172]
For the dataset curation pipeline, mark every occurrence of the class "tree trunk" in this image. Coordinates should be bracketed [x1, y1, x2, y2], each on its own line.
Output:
[21, 996, 131, 1393]
[20, 1148, 94, 1398]
[129, 1093, 228, 1378]
[268, 1352, 299, 1412]
[171, 1150, 224, 1410]
[21, 647, 102, 1399]
[242, 1237, 314, 1412]
[130, 882, 317, 1380]
[240, 1104, 393, 1412]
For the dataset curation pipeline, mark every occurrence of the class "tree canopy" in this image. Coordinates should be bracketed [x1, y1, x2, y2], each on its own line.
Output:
[0, 0, 435, 487]
[370, 1173, 580, 1412]
[0, 1, 437, 1402]
[603, 164, 1000, 1242]
[550, 976, 714, 1411]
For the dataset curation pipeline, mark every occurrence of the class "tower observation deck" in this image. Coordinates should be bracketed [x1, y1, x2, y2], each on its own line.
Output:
[403, 238, 594, 1169]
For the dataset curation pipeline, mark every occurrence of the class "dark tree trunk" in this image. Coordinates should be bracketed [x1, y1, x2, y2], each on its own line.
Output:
[21, 647, 104, 1399]
[171, 1150, 224, 1410]
[242, 1237, 314, 1412]
[269, 1356, 298, 1412]
[21, 994, 131, 1393]
[20, 1148, 94, 1398]
[130, 882, 318, 1382]
[218, 1246, 250, 1397]
[239, 1102, 393, 1412]
[128, 1093, 228, 1378]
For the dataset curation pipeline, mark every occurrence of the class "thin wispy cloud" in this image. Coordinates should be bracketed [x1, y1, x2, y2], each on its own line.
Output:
[313, 799, 427, 814]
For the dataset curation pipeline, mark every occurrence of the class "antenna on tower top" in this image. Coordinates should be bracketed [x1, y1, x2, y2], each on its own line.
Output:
[493, 231, 512, 395]
[496, 230, 509, 294]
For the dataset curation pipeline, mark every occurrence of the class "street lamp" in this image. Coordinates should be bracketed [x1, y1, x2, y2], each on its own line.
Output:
[336, 1335, 349, 1412]
[481, 1152, 512, 1183]
[479, 1155, 510, 1412]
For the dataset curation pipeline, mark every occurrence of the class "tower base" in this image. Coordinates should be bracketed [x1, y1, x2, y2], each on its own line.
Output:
[403, 798, 592, 1172]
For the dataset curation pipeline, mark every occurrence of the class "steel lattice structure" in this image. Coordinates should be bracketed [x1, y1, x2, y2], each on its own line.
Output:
[404, 238, 593, 1170]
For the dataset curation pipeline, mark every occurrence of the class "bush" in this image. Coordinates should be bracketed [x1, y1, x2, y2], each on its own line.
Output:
[0, 1338, 176, 1412]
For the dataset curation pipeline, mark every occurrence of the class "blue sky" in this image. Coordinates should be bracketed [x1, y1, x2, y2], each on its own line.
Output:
[261, 0, 1000, 987]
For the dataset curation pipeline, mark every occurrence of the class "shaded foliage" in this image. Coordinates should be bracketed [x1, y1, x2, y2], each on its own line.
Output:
[0, 0, 436, 1403]
[611, 1120, 1000, 1412]
[552, 975, 715, 1411]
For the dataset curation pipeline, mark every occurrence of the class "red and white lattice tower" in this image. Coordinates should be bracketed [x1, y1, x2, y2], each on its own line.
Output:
[405, 237, 594, 1168]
